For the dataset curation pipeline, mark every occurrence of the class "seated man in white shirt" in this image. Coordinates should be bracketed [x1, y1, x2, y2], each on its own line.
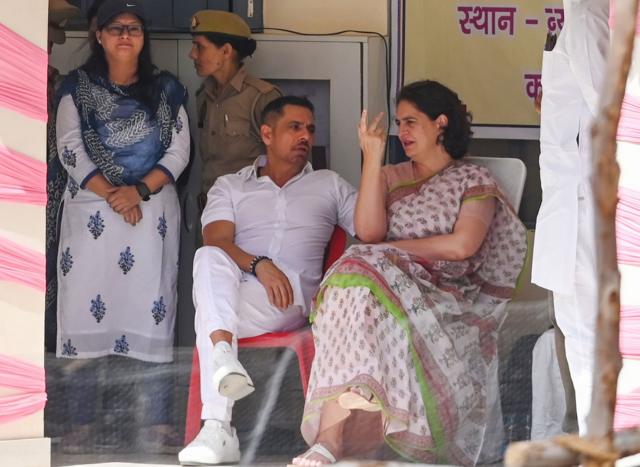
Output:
[179, 96, 357, 465]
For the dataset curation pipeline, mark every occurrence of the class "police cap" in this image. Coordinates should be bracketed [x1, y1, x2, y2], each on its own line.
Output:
[190, 10, 251, 39]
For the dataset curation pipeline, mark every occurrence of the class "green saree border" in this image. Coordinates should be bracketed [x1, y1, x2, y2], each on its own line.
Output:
[311, 272, 448, 463]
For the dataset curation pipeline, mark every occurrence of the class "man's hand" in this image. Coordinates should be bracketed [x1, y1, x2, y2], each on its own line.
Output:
[255, 260, 294, 310]
[122, 205, 143, 226]
[107, 186, 142, 214]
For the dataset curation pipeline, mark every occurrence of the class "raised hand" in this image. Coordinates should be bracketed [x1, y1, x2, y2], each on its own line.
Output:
[254, 260, 294, 310]
[357, 109, 386, 166]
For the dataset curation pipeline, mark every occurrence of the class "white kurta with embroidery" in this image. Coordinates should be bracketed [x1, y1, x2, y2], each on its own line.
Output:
[55, 95, 190, 363]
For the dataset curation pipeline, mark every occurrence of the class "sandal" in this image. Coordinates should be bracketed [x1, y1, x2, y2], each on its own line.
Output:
[338, 386, 380, 412]
[290, 443, 337, 466]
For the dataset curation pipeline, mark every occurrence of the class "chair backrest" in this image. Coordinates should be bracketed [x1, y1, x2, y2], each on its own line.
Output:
[466, 156, 527, 210]
[323, 226, 347, 272]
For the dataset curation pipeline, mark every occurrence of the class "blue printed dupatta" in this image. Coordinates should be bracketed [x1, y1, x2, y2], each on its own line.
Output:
[58, 68, 187, 186]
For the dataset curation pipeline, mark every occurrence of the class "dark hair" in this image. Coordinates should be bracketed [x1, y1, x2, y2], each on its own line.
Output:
[260, 96, 315, 126]
[81, 16, 158, 111]
[198, 32, 257, 61]
[396, 80, 473, 159]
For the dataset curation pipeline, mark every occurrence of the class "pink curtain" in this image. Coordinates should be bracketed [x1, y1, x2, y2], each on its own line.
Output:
[616, 187, 640, 266]
[620, 306, 640, 360]
[614, 176, 640, 430]
[0, 23, 47, 122]
[614, 391, 640, 430]
[0, 144, 47, 206]
[0, 355, 46, 425]
[0, 235, 45, 292]
[0, 21, 49, 427]
[617, 95, 640, 145]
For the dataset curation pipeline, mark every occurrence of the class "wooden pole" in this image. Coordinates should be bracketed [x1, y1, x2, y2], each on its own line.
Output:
[505, 0, 640, 465]
[504, 428, 640, 467]
[584, 0, 638, 465]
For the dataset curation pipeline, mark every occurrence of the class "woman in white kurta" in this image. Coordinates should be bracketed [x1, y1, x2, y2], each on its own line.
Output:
[51, 2, 190, 450]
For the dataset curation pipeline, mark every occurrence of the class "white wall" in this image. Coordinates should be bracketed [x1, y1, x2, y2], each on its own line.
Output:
[264, 0, 388, 35]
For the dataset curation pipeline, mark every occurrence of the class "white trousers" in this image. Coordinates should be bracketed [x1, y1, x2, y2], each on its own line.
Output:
[530, 329, 567, 440]
[552, 193, 598, 435]
[193, 246, 308, 422]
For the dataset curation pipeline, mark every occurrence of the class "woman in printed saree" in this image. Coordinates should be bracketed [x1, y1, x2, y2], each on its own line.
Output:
[52, 0, 189, 452]
[292, 80, 527, 466]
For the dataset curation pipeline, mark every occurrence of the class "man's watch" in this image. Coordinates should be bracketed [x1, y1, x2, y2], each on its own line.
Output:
[135, 182, 152, 201]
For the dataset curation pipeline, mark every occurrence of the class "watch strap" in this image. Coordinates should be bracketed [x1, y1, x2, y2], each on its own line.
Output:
[135, 182, 151, 201]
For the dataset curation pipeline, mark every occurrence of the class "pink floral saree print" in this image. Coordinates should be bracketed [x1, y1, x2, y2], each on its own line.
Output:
[302, 161, 527, 465]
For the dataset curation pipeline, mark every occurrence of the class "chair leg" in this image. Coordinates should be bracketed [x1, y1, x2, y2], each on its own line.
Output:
[184, 348, 202, 445]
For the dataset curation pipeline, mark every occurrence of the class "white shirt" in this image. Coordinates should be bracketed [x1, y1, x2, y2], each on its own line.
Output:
[201, 156, 357, 312]
[531, 0, 609, 293]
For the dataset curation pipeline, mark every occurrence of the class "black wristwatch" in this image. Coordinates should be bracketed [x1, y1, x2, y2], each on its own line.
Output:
[135, 182, 152, 201]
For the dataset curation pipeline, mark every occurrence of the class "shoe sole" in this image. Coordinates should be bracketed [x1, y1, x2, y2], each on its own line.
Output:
[179, 454, 240, 466]
[217, 372, 255, 401]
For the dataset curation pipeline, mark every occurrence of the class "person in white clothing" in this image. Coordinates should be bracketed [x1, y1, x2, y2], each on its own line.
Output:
[178, 95, 357, 465]
[531, 0, 609, 434]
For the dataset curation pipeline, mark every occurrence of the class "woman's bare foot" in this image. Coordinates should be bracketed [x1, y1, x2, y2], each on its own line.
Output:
[290, 443, 337, 466]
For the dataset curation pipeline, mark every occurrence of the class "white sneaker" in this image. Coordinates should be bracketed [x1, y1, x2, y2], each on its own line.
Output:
[178, 420, 240, 465]
[211, 345, 255, 401]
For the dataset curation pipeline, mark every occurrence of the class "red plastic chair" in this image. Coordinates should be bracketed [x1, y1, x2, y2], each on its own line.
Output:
[184, 226, 347, 444]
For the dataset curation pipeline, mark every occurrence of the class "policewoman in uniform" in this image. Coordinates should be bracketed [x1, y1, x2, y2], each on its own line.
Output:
[189, 10, 282, 206]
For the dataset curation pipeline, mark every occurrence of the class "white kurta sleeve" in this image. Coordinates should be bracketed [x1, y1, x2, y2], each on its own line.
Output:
[56, 95, 100, 188]
[154, 105, 191, 182]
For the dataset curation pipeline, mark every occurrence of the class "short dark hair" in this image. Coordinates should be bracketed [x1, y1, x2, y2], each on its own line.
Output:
[396, 80, 473, 159]
[196, 32, 257, 61]
[260, 96, 315, 126]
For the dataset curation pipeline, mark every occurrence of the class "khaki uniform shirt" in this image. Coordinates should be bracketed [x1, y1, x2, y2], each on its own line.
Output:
[196, 66, 282, 196]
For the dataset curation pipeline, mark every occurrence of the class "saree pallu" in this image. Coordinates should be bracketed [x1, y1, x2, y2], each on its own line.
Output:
[302, 161, 527, 465]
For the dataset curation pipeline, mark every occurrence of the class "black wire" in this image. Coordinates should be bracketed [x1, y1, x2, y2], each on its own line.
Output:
[255, 27, 392, 162]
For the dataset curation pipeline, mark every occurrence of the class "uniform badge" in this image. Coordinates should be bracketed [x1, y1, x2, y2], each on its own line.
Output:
[191, 15, 199, 30]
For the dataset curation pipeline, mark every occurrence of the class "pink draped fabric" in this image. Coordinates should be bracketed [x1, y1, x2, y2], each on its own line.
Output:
[614, 390, 640, 430]
[0, 144, 47, 206]
[620, 306, 640, 359]
[0, 355, 46, 424]
[613, 154, 640, 430]
[0, 23, 47, 122]
[616, 187, 640, 266]
[617, 95, 640, 145]
[0, 235, 45, 291]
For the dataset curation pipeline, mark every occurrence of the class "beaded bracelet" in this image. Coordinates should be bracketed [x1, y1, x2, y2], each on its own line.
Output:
[249, 255, 271, 276]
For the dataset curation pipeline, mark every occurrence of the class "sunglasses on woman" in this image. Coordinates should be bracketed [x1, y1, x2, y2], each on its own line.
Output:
[104, 23, 144, 37]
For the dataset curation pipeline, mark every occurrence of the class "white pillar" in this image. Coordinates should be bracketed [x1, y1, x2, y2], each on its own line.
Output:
[0, 1, 50, 466]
